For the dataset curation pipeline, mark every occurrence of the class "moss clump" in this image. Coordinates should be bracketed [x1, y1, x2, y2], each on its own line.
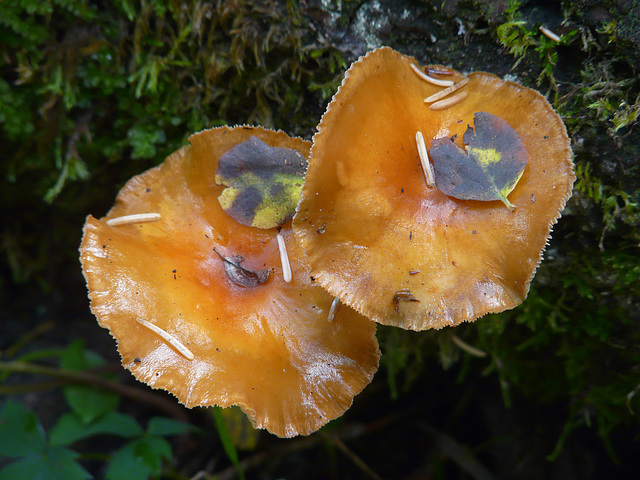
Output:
[377, 0, 640, 461]
[494, 0, 579, 92]
[1, 0, 345, 285]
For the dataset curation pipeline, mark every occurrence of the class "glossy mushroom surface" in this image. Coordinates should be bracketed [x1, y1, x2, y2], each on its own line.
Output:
[80, 126, 380, 437]
[294, 47, 575, 331]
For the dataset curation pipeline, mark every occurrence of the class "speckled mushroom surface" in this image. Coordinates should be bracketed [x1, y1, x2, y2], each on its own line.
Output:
[80, 126, 380, 438]
[293, 47, 575, 331]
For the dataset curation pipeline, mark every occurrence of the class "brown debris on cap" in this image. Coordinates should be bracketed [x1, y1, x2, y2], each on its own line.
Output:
[293, 47, 575, 331]
[80, 126, 380, 437]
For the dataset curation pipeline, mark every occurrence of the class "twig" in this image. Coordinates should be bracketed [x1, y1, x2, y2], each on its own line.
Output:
[213, 420, 392, 479]
[2, 321, 55, 358]
[0, 380, 64, 394]
[0, 361, 189, 422]
[320, 432, 386, 480]
[421, 423, 496, 480]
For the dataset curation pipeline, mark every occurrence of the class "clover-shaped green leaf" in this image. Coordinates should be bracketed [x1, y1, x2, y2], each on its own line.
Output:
[429, 111, 528, 210]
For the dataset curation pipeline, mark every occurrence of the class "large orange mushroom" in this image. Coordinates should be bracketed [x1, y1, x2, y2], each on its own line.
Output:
[80, 126, 380, 437]
[293, 47, 575, 331]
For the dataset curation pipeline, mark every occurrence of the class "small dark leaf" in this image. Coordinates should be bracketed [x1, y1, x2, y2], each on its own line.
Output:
[213, 247, 269, 288]
[214, 406, 258, 451]
[215, 136, 307, 228]
[105, 437, 171, 480]
[212, 407, 245, 480]
[0, 447, 91, 480]
[147, 417, 198, 437]
[0, 400, 46, 457]
[429, 111, 528, 210]
[50, 411, 143, 446]
[61, 340, 119, 424]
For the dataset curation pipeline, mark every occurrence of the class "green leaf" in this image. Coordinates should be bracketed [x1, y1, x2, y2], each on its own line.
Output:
[429, 111, 528, 210]
[212, 407, 245, 480]
[0, 399, 46, 457]
[215, 406, 259, 451]
[50, 411, 144, 446]
[215, 136, 308, 229]
[60, 340, 119, 424]
[0, 447, 90, 480]
[105, 437, 172, 480]
[146, 417, 196, 437]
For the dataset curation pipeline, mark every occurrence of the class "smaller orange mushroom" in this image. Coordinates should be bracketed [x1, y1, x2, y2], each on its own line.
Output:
[80, 126, 380, 437]
[293, 47, 575, 331]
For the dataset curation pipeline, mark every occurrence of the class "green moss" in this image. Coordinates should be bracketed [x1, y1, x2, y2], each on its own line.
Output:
[495, 0, 537, 65]
[573, 161, 640, 248]
[495, 0, 578, 91]
[381, 227, 640, 457]
[565, 59, 639, 139]
[478, 249, 640, 454]
[0, 0, 344, 204]
[1, 0, 346, 288]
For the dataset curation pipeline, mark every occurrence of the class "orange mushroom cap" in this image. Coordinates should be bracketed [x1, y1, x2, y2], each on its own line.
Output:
[293, 47, 575, 331]
[80, 126, 380, 437]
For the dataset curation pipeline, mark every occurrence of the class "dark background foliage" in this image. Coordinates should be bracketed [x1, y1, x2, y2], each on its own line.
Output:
[1, 0, 639, 479]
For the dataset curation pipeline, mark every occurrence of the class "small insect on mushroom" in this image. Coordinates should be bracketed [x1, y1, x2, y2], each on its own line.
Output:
[410, 63, 454, 87]
[135, 317, 194, 361]
[276, 233, 292, 283]
[415, 131, 435, 187]
[106, 213, 161, 226]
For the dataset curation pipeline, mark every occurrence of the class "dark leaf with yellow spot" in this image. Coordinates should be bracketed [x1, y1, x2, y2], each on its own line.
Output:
[429, 111, 528, 210]
[216, 136, 308, 228]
